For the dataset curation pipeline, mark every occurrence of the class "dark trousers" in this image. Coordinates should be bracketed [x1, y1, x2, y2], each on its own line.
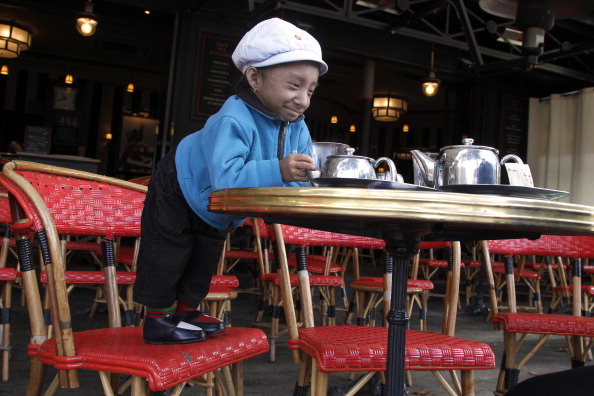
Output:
[133, 148, 227, 308]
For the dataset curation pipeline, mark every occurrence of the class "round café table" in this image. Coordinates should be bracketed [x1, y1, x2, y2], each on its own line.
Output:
[209, 186, 594, 396]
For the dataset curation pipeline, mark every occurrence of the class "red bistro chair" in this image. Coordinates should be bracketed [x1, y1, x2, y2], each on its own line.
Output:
[271, 223, 495, 395]
[0, 160, 268, 395]
[481, 236, 594, 394]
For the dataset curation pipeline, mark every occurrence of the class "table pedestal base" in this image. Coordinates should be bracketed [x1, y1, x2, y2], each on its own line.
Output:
[384, 236, 422, 396]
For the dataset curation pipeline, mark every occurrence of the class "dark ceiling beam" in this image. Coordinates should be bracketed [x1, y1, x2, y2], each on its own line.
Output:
[449, 0, 483, 67]
[386, 0, 448, 34]
[269, 0, 593, 83]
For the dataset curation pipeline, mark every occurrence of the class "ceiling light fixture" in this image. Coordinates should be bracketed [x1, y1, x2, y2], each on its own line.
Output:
[422, 50, 441, 97]
[76, 0, 99, 37]
[372, 95, 407, 122]
[0, 22, 31, 58]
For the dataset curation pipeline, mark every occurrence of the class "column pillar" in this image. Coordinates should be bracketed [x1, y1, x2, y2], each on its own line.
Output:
[359, 59, 375, 156]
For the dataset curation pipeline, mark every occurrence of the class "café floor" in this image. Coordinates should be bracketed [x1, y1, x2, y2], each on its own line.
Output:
[2, 254, 588, 395]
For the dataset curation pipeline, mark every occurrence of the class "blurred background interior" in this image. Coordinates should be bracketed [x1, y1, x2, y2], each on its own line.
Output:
[1, 0, 594, 181]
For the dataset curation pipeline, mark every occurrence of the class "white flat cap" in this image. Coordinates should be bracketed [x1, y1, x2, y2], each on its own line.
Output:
[232, 18, 328, 75]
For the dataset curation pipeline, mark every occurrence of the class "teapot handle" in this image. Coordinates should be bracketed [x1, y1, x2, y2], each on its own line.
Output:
[500, 154, 524, 165]
[374, 157, 397, 181]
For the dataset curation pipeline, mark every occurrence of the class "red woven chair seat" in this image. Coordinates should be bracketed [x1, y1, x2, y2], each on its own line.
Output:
[287, 253, 345, 274]
[407, 279, 434, 290]
[495, 312, 594, 335]
[584, 265, 594, 274]
[39, 270, 136, 285]
[491, 267, 540, 280]
[419, 258, 448, 268]
[36, 326, 269, 391]
[528, 262, 566, 271]
[211, 275, 239, 288]
[288, 327, 495, 373]
[206, 285, 238, 300]
[0, 268, 18, 281]
[461, 260, 482, 268]
[350, 277, 434, 291]
[260, 273, 343, 287]
[223, 249, 262, 260]
[552, 285, 594, 295]
[63, 240, 102, 253]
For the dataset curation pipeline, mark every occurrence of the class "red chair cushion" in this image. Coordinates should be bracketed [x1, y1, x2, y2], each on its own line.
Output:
[288, 327, 495, 372]
[206, 285, 238, 300]
[495, 312, 594, 336]
[491, 267, 541, 280]
[259, 273, 343, 287]
[0, 268, 18, 281]
[36, 326, 269, 391]
[419, 258, 448, 268]
[40, 270, 136, 285]
[211, 275, 240, 288]
[287, 253, 345, 273]
[350, 277, 434, 291]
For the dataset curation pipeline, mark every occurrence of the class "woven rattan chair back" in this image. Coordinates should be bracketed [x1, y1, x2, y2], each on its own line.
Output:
[1, 161, 146, 329]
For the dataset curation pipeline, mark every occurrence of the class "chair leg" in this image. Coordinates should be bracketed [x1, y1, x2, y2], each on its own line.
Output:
[130, 375, 148, 396]
[1, 279, 11, 382]
[460, 370, 475, 396]
[231, 361, 244, 396]
[294, 353, 312, 395]
[312, 362, 328, 396]
[269, 287, 282, 362]
[98, 371, 117, 396]
[501, 330, 520, 393]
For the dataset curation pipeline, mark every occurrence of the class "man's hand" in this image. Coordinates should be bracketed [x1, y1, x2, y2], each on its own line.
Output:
[279, 153, 317, 182]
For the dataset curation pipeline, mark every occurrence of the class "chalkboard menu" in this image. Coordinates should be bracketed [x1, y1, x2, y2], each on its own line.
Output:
[193, 33, 240, 118]
[24, 125, 51, 154]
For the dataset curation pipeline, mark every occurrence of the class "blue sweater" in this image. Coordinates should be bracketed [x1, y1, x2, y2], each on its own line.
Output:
[176, 95, 313, 230]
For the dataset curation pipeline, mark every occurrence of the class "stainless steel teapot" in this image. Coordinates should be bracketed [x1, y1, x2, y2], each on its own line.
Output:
[411, 138, 507, 188]
[307, 142, 354, 179]
[321, 154, 398, 181]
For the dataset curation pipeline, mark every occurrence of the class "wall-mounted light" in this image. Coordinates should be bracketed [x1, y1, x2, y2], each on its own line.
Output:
[126, 82, 135, 93]
[105, 132, 112, 140]
[0, 22, 31, 58]
[76, 0, 99, 37]
[0, 65, 8, 75]
[349, 124, 356, 133]
[372, 95, 408, 122]
[65, 74, 73, 84]
[330, 115, 338, 124]
[402, 124, 409, 133]
[422, 50, 441, 97]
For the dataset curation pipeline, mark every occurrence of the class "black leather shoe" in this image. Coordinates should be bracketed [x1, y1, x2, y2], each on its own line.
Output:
[177, 310, 226, 335]
[143, 315, 207, 344]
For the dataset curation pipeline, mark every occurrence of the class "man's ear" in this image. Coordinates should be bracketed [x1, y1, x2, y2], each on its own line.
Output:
[245, 67, 259, 91]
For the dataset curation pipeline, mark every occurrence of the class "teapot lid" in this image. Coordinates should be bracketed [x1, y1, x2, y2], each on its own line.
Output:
[440, 138, 499, 154]
[326, 154, 373, 160]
